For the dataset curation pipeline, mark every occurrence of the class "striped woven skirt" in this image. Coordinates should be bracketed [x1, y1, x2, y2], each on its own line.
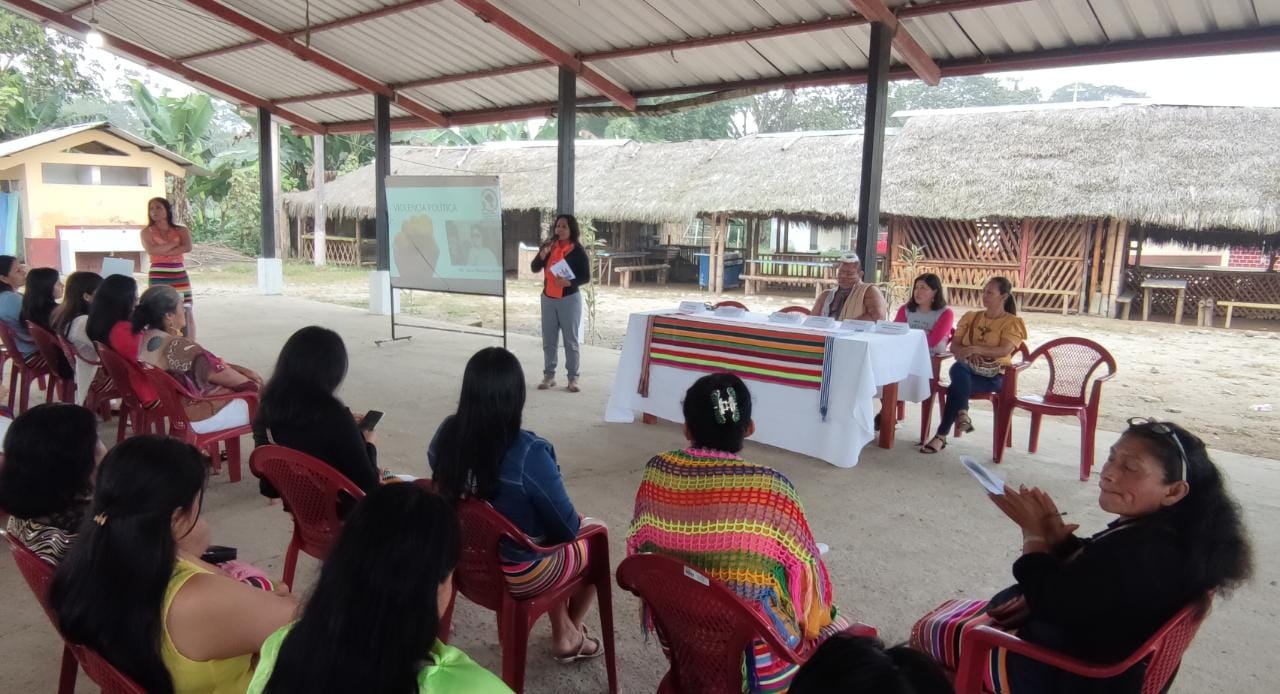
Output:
[910, 599, 1011, 692]
[149, 261, 193, 305]
[751, 611, 851, 694]
[500, 538, 589, 600]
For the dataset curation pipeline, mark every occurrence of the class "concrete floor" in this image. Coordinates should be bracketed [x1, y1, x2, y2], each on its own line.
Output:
[2, 294, 1276, 693]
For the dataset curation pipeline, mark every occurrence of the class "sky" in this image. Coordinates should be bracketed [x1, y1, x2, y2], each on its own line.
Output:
[87, 45, 1280, 112]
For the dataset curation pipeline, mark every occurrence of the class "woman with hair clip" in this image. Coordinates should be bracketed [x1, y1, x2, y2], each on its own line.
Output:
[253, 326, 380, 510]
[920, 276, 1026, 454]
[530, 214, 591, 392]
[52, 271, 108, 406]
[134, 285, 261, 434]
[430, 347, 603, 663]
[141, 197, 196, 339]
[911, 419, 1253, 692]
[249, 483, 511, 694]
[50, 436, 297, 694]
[626, 372, 850, 693]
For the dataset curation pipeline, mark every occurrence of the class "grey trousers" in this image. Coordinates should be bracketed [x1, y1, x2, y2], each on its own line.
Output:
[541, 291, 583, 379]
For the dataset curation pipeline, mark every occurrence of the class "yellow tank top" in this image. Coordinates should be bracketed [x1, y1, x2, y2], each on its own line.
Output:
[161, 558, 255, 694]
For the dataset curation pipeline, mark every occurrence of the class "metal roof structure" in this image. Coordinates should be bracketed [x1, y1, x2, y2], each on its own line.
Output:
[0, 121, 199, 170]
[4, 0, 1278, 134]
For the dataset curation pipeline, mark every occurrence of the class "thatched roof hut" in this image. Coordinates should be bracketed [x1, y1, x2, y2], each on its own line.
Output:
[283, 132, 865, 225]
[883, 103, 1280, 239]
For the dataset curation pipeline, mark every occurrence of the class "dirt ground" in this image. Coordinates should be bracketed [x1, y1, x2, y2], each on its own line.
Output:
[193, 261, 1280, 461]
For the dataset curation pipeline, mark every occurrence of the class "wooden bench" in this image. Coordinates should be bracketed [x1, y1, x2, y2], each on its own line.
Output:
[1115, 290, 1136, 320]
[1219, 301, 1280, 328]
[613, 264, 669, 289]
[949, 284, 1078, 315]
[740, 274, 837, 298]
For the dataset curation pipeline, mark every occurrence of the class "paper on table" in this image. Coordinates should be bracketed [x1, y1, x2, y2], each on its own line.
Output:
[549, 259, 575, 280]
[961, 455, 1005, 495]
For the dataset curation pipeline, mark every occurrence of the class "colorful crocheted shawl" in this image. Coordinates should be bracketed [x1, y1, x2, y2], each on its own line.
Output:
[626, 447, 834, 642]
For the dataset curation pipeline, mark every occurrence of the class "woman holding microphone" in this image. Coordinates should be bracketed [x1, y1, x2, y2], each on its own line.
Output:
[530, 215, 591, 392]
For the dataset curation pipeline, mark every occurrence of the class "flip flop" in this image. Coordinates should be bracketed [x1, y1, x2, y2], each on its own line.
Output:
[554, 627, 604, 664]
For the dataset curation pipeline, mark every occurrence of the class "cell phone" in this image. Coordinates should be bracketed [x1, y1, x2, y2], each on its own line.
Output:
[359, 410, 384, 432]
[201, 545, 237, 564]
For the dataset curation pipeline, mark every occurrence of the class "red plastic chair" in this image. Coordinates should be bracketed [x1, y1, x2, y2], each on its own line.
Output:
[7, 535, 79, 694]
[713, 300, 748, 310]
[617, 553, 876, 694]
[248, 444, 367, 588]
[139, 362, 257, 483]
[953, 595, 1211, 694]
[56, 334, 116, 420]
[934, 343, 1030, 463]
[0, 321, 52, 413]
[779, 305, 810, 315]
[94, 343, 159, 443]
[28, 322, 76, 404]
[446, 497, 618, 693]
[68, 643, 147, 694]
[1004, 337, 1117, 480]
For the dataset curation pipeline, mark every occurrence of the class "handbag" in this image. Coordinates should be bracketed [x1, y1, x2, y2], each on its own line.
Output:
[961, 317, 1005, 378]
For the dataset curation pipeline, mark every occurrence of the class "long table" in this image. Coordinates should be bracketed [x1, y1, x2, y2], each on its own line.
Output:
[604, 310, 935, 468]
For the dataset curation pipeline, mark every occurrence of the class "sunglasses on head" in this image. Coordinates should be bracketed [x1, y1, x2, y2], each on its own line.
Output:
[1128, 417, 1188, 482]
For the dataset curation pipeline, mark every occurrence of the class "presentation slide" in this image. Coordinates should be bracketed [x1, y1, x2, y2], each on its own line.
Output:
[387, 175, 504, 296]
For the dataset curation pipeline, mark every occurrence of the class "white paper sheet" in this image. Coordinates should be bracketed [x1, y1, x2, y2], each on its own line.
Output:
[961, 455, 1006, 495]
[549, 258, 575, 280]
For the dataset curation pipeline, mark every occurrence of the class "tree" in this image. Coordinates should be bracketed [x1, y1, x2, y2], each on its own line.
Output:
[1048, 82, 1146, 103]
[751, 86, 866, 133]
[602, 97, 746, 141]
[0, 9, 100, 138]
[127, 80, 217, 225]
[887, 76, 1041, 125]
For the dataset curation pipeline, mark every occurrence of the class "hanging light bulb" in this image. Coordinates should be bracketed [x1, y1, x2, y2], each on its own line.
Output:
[86, 1, 104, 48]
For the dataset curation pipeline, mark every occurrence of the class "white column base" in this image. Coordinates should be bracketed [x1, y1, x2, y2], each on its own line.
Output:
[368, 270, 401, 315]
[257, 258, 284, 295]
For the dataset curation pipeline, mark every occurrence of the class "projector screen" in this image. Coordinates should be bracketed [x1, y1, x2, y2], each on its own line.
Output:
[387, 175, 503, 297]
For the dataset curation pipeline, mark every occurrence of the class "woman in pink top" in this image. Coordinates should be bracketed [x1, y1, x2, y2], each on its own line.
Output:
[141, 197, 196, 339]
[893, 273, 955, 354]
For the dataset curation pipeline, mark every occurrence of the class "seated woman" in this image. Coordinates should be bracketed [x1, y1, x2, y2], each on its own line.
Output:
[810, 253, 887, 322]
[430, 347, 602, 663]
[626, 372, 847, 693]
[253, 326, 380, 509]
[51, 436, 298, 694]
[789, 633, 952, 694]
[86, 273, 152, 404]
[0, 255, 36, 361]
[0, 404, 103, 563]
[133, 285, 262, 434]
[920, 277, 1026, 454]
[911, 419, 1253, 693]
[51, 271, 108, 406]
[893, 273, 954, 354]
[249, 483, 511, 693]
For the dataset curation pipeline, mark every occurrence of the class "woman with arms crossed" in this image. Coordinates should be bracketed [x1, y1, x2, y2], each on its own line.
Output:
[141, 197, 196, 339]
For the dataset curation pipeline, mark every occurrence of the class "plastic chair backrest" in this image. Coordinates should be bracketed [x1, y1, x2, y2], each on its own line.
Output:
[1025, 337, 1116, 406]
[617, 553, 804, 694]
[0, 321, 26, 365]
[1138, 597, 1211, 693]
[70, 643, 148, 694]
[7, 534, 59, 624]
[454, 497, 550, 611]
[28, 322, 72, 378]
[95, 342, 152, 405]
[779, 306, 810, 315]
[248, 445, 366, 555]
[138, 362, 196, 434]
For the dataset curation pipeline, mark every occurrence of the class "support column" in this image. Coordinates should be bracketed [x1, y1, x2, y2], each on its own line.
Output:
[312, 134, 327, 266]
[857, 22, 892, 283]
[257, 107, 283, 295]
[369, 94, 397, 315]
[556, 66, 576, 215]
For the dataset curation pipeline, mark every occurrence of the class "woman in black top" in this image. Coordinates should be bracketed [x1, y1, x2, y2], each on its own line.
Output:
[914, 418, 1253, 693]
[530, 214, 590, 393]
[252, 326, 379, 511]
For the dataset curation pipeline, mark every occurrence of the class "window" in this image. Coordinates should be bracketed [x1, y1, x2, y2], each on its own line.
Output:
[42, 163, 150, 186]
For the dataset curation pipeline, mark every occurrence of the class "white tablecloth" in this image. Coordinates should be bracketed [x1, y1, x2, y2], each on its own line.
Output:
[605, 310, 934, 467]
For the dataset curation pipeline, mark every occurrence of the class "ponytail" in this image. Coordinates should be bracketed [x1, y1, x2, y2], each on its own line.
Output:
[132, 286, 182, 335]
[989, 276, 1017, 315]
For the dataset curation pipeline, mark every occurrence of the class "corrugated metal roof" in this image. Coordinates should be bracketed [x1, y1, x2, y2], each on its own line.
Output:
[3, 0, 1276, 130]
[0, 122, 200, 171]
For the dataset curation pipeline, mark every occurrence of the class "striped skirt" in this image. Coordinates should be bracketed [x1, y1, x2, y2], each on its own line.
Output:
[910, 599, 1010, 692]
[752, 611, 851, 694]
[149, 261, 193, 304]
[501, 538, 589, 600]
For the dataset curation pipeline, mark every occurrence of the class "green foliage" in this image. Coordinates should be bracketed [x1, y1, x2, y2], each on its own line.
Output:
[1048, 82, 1147, 103]
[752, 87, 866, 133]
[603, 98, 746, 141]
[0, 9, 98, 103]
[887, 76, 1041, 125]
[413, 122, 534, 146]
[188, 166, 261, 256]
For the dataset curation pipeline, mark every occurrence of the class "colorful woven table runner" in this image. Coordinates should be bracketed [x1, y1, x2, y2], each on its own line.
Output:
[639, 315, 838, 419]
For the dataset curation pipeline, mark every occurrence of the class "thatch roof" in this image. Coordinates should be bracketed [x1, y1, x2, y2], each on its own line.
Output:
[882, 104, 1280, 234]
[283, 132, 864, 224]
